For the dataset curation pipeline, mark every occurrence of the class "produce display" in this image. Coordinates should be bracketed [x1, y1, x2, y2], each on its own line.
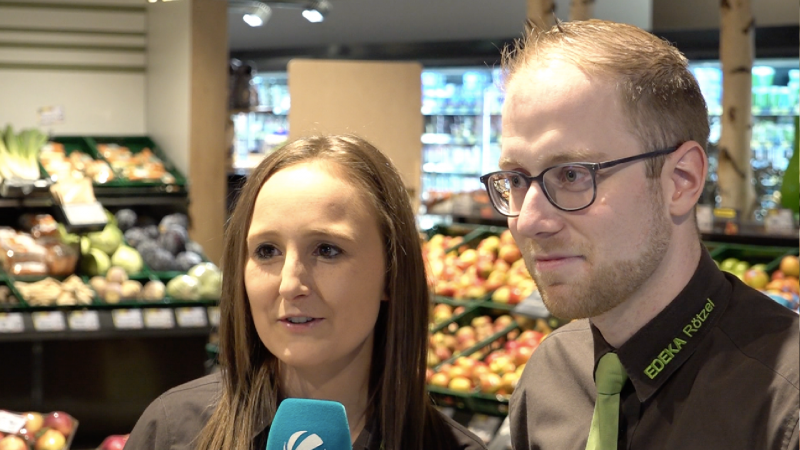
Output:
[0, 217, 78, 278]
[718, 254, 800, 310]
[39, 143, 115, 184]
[423, 229, 536, 304]
[97, 144, 176, 184]
[0, 410, 77, 450]
[14, 276, 93, 307]
[0, 126, 47, 183]
[0, 283, 20, 306]
[95, 435, 128, 450]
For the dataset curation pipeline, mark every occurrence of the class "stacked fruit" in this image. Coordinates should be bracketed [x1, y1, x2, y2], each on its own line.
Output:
[719, 255, 799, 309]
[0, 411, 77, 450]
[428, 307, 515, 368]
[423, 230, 536, 303]
[426, 327, 545, 397]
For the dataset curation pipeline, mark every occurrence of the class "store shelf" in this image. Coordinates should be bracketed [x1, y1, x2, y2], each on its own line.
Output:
[0, 303, 219, 342]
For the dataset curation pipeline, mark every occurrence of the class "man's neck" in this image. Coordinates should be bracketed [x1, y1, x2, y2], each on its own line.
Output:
[591, 236, 703, 348]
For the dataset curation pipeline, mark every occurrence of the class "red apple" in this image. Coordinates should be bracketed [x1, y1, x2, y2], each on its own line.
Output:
[499, 229, 515, 245]
[429, 372, 450, 388]
[35, 429, 65, 450]
[0, 435, 28, 450]
[479, 372, 503, 394]
[23, 412, 44, 434]
[475, 258, 494, 279]
[492, 286, 511, 304]
[512, 345, 535, 366]
[518, 330, 544, 347]
[504, 340, 521, 352]
[100, 435, 129, 450]
[455, 326, 476, 344]
[426, 368, 435, 384]
[43, 412, 73, 437]
[456, 249, 478, 270]
[453, 306, 466, 316]
[493, 314, 514, 332]
[448, 376, 473, 392]
[499, 245, 522, 264]
[471, 315, 492, 328]
[447, 365, 470, 380]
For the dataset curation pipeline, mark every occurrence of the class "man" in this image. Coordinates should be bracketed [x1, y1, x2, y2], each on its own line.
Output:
[480, 20, 799, 450]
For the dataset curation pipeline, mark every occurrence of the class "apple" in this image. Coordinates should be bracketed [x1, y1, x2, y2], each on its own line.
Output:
[780, 256, 800, 278]
[448, 376, 473, 392]
[457, 249, 478, 270]
[471, 363, 491, 383]
[743, 269, 769, 290]
[489, 355, 516, 375]
[477, 235, 500, 254]
[465, 285, 488, 299]
[494, 315, 514, 332]
[24, 412, 44, 434]
[475, 258, 494, 279]
[493, 259, 511, 274]
[500, 372, 520, 393]
[426, 368, 435, 384]
[427, 352, 441, 367]
[499, 229, 515, 245]
[429, 372, 450, 388]
[492, 286, 511, 304]
[434, 345, 452, 363]
[43, 412, 73, 438]
[0, 435, 28, 450]
[471, 315, 492, 328]
[512, 345, 535, 366]
[504, 340, 521, 352]
[35, 429, 65, 450]
[455, 326, 476, 344]
[453, 306, 466, 316]
[447, 365, 470, 380]
[484, 271, 507, 291]
[518, 330, 544, 346]
[499, 245, 523, 264]
[100, 435, 129, 450]
[479, 372, 503, 394]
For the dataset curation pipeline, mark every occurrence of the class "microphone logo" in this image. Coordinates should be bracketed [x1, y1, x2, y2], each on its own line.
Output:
[284, 430, 324, 450]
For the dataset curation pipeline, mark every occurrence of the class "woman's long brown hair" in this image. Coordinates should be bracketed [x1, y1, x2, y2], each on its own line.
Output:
[195, 135, 449, 450]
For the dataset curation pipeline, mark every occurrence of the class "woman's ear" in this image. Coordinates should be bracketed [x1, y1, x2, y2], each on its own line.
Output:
[665, 141, 708, 217]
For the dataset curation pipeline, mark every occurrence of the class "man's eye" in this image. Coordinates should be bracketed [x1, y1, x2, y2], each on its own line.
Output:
[254, 244, 280, 260]
[510, 175, 525, 188]
[315, 243, 342, 259]
[557, 167, 588, 183]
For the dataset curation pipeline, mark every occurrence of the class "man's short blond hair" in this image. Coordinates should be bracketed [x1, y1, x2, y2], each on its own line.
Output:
[502, 19, 710, 178]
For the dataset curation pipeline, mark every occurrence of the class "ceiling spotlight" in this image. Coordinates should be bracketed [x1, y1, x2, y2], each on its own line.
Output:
[230, 1, 272, 27]
[302, 0, 329, 23]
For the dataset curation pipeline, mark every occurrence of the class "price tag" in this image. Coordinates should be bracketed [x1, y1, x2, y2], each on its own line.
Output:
[32, 311, 66, 332]
[112, 309, 144, 329]
[144, 308, 175, 329]
[207, 306, 220, 327]
[176, 307, 208, 328]
[0, 410, 26, 434]
[765, 209, 796, 235]
[695, 205, 714, 233]
[0, 312, 24, 333]
[59, 201, 108, 231]
[68, 310, 100, 331]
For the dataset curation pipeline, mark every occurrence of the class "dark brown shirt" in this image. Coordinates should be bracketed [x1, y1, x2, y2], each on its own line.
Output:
[124, 372, 487, 450]
[509, 249, 800, 450]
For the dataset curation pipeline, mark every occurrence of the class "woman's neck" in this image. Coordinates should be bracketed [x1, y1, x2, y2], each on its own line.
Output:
[279, 345, 373, 442]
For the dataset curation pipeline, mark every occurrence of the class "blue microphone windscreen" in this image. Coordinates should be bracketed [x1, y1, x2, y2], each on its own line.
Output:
[266, 398, 353, 450]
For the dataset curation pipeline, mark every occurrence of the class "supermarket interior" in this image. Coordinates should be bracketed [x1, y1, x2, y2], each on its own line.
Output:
[0, 0, 798, 449]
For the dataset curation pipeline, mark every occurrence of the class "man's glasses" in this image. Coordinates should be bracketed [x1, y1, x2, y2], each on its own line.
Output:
[480, 146, 679, 217]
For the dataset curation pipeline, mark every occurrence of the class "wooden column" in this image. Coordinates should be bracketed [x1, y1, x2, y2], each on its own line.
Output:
[188, 0, 228, 265]
[570, 0, 595, 21]
[527, 0, 555, 30]
[717, 0, 757, 218]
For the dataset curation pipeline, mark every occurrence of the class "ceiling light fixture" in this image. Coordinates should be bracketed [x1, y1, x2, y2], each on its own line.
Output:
[301, 0, 330, 23]
[229, 1, 272, 27]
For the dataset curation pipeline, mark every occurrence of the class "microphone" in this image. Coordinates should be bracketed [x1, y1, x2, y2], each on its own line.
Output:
[266, 398, 353, 450]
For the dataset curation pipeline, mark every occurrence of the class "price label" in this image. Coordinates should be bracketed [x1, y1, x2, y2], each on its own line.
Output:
[68, 310, 100, 331]
[0, 312, 24, 333]
[112, 309, 144, 329]
[765, 209, 796, 235]
[144, 308, 175, 329]
[695, 205, 714, 233]
[60, 201, 108, 229]
[176, 307, 208, 328]
[32, 311, 66, 332]
[0, 410, 26, 434]
[207, 306, 220, 328]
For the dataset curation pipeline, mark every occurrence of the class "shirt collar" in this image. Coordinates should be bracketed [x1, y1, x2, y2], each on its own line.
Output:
[591, 248, 732, 402]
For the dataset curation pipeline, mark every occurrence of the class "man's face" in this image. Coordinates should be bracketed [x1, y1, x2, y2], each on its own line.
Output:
[500, 60, 672, 320]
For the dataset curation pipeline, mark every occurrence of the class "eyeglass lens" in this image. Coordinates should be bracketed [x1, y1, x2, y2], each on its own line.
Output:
[487, 165, 596, 214]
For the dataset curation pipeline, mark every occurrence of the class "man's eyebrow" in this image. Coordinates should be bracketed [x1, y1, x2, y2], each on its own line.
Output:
[499, 149, 610, 171]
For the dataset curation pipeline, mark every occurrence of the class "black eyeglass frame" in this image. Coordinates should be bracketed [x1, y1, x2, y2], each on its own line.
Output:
[480, 146, 680, 216]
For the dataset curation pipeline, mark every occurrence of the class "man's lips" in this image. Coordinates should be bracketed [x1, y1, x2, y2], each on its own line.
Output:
[534, 255, 584, 271]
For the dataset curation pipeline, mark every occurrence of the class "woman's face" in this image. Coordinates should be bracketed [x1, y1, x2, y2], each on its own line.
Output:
[245, 161, 386, 375]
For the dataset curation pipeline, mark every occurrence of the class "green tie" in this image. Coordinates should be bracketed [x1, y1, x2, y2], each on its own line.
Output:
[585, 352, 628, 450]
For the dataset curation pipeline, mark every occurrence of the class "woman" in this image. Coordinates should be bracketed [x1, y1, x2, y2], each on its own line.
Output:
[125, 135, 486, 450]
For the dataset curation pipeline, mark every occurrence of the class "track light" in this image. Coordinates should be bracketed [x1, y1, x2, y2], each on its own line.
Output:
[229, 1, 272, 27]
[302, 0, 329, 23]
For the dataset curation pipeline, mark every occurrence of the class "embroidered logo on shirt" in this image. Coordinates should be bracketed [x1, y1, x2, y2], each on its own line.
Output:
[643, 298, 715, 380]
[285, 431, 324, 450]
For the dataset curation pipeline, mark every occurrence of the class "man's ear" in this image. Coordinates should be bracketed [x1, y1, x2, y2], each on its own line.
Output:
[665, 141, 708, 217]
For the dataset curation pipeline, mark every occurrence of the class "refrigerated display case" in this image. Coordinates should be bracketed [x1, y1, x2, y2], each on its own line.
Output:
[692, 58, 799, 221]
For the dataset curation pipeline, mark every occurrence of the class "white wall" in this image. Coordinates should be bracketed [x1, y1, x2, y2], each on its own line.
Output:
[0, 0, 147, 134]
[145, 0, 192, 177]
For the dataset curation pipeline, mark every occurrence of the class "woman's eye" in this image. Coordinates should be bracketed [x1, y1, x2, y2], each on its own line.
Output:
[254, 244, 280, 260]
[315, 243, 342, 259]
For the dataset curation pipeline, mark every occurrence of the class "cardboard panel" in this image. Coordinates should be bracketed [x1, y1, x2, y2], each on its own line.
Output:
[288, 59, 422, 207]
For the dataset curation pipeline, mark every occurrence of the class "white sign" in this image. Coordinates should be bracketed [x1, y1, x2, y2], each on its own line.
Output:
[112, 309, 144, 329]
[32, 311, 66, 332]
[0, 411, 26, 434]
[207, 306, 220, 328]
[764, 209, 796, 235]
[144, 308, 175, 329]
[696, 205, 714, 233]
[37, 105, 64, 126]
[68, 311, 101, 331]
[0, 313, 24, 333]
[176, 307, 207, 328]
